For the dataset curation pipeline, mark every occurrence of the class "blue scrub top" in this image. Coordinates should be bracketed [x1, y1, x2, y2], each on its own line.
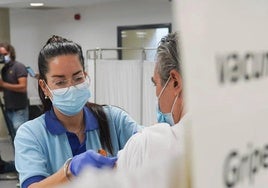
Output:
[14, 105, 141, 188]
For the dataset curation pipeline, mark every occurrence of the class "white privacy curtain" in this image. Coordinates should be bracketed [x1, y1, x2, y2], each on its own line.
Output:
[87, 59, 156, 126]
[142, 61, 157, 126]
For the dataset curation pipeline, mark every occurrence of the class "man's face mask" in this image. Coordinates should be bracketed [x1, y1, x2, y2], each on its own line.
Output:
[0, 53, 10, 64]
[4, 55, 11, 63]
[156, 76, 178, 126]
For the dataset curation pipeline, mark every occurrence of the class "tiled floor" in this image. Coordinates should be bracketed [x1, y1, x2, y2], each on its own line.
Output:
[0, 138, 19, 188]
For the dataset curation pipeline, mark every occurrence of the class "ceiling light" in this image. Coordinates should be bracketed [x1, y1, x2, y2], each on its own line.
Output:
[136, 31, 147, 38]
[30, 3, 44, 7]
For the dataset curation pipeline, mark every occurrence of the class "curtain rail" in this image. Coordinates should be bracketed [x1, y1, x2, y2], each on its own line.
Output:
[86, 47, 156, 60]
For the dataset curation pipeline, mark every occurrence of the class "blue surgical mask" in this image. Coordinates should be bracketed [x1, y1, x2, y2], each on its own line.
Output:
[4, 55, 11, 63]
[47, 79, 91, 116]
[156, 76, 178, 126]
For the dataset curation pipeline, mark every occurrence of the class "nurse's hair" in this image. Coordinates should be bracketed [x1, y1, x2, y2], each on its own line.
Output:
[38, 35, 85, 111]
[156, 32, 181, 86]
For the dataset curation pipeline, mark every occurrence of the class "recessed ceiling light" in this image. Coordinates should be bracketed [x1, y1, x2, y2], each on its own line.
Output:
[30, 3, 44, 7]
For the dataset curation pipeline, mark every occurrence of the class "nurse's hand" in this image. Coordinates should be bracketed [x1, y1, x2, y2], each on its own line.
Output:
[69, 150, 117, 176]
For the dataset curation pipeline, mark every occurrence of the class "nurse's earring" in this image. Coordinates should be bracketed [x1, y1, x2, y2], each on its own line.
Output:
[45, 96, 49, 99]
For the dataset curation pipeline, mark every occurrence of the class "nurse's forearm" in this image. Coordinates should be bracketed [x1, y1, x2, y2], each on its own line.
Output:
[28, 166, 71, 188]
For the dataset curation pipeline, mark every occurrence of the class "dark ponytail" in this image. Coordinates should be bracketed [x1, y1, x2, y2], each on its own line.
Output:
[86, 103, 113, 155]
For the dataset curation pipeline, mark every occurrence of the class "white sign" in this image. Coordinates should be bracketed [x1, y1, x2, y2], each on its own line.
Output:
[178, 1, 268, 188]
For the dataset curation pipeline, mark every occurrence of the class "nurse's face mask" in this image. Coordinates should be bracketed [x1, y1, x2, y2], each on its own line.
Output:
[156, 76, 178, 126]
[44, 73, 91, 116]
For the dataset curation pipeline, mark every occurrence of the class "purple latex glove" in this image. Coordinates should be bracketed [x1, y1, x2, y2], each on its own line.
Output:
[70, 150, 117, 176]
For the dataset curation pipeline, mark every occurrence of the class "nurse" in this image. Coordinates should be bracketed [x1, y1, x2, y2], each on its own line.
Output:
[14, 35, 141, 188]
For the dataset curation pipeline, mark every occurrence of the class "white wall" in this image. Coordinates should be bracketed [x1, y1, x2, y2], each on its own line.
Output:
[9, 1, 172, 101]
